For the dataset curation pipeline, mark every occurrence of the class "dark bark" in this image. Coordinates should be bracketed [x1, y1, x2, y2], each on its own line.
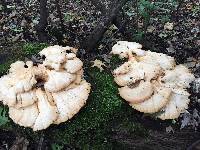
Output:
[35, 0, 49, 42]
[82, 0, 128, 52]
[90, 0, 127, 35]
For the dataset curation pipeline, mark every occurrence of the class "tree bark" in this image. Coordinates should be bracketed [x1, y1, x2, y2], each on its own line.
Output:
[35, 0, 49, 42]
[82, 0, 128, 52]
[90, 0, 127, 35]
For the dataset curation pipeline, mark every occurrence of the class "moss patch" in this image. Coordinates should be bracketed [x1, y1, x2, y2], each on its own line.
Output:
[0, 42, 48, 75]
[22, 43, 48, 56]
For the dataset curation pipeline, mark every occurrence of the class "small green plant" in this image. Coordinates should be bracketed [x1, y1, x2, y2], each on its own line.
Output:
[0, 106, 9, 126]
[138, 0, 156, 26]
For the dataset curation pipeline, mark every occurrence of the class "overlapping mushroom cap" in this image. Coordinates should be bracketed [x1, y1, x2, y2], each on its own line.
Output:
[111, 41, 195, 120]
[0, 45, 91, 131]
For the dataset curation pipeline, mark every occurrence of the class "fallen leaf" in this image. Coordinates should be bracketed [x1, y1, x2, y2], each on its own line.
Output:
[91, 59, 106, 72]
[164, 22, 174, 30]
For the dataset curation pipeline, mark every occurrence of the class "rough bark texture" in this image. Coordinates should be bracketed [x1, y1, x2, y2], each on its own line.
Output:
[35, 0, 49, 42]
[90, 0, 128, 36]
[82, 0, 128, 52]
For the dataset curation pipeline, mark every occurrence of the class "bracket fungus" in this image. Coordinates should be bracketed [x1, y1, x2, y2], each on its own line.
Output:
[111, 41, 195, 120]
[0, 45, 91, 131]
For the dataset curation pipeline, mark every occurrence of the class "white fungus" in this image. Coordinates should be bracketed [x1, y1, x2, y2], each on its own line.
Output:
[0, 45, 91, 131]
[111, 41, 195, 120]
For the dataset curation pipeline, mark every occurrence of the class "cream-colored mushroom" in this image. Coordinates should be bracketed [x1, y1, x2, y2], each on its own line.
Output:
[139, 51, 175, 70]
[39, 45, 67, 70]
[9, 61, 37, 93]
[9, 104, 39, 127]
[64, 58, 83, 73]
[33, 89, 58, 131]
[114, 61, 161, 86]
[131, 86, 171, 113]
[119, 81, 153, 104]
[52, 81, 91, 124]
[157, 91, 190, 120]
[0, 45, 91, 131]
[15, 90, 37, 108]
[44, 70, 76, 92]
[161, 65, 195, 87]
[0, 61, 37, 107]
[0, 76, 16, 106]
[113, 60, 133, 75]
[111, 41, 195, 120]
[111, 41, 144, 58]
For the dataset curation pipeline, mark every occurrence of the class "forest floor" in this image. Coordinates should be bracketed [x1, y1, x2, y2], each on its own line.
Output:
[0, 0, 200, 149]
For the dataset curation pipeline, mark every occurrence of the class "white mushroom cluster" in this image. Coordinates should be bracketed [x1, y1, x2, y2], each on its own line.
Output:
[111, 41, 195, 120]
[0, 45, 91, 131]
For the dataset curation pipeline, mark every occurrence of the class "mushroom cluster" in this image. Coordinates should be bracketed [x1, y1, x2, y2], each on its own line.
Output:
[0, 45, 91, 131]
[111, 41, 195, 120]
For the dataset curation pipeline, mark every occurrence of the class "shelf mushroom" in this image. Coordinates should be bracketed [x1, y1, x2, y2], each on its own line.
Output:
[111, 41, 195, 120]
[0, 45, 91, 131]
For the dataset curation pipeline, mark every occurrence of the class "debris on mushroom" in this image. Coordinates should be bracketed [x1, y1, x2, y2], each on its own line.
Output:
[0, 45, 91, 131]
[111, 41, 195, 120]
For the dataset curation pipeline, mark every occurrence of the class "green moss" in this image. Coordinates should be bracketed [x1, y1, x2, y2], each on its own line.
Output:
[0, 42, 48, 75]
[0, 60, 12, 75]
[22, 43, 48, 56]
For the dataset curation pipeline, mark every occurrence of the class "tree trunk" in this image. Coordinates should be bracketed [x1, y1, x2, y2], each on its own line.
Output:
[36, 0, 49, 42]
[82, 0, 128, 52]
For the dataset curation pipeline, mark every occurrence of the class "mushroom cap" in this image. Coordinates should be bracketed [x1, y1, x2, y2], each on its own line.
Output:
[66, 53, 76, 59]
[114, 61, 161, 86]
[15, 90, 37, 108]
[139, 51, 175, 70]
[39, 45, 67, 70]
[9, 61, 37, 93]
[113, 60, 133, 75]
[111, 41, 144, 58]
[44, 70, 76, 92]
[131, 86, 171, 113]
[33, 89, 58, 131]
[161, 65, 195, 88]
[52, 81, 91, 124]
[119, 81, 153, 104]
[9, 104, 39, 127]
[157, 91, 190, 120]
[64, 58, 83, 73]
[0, 76, 16, 106]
